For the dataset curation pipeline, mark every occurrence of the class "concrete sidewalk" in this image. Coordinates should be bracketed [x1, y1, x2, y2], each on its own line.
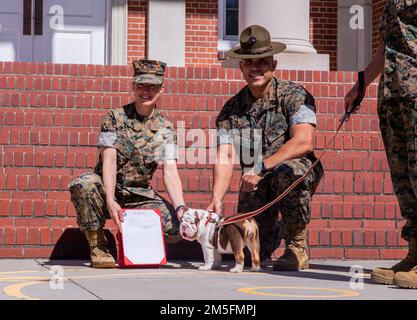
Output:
[0, 259, 416, 300]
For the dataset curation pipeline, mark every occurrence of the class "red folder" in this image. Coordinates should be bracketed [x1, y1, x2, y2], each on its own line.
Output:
[117, 208, 167, 268]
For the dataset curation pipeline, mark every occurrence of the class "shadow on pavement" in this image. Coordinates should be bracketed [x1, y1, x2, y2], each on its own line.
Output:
[259, 265, 376, 285]
[160, 261, 199, 269]
[46, 228, 382, 284]
[47, 227, 208, 267]
[38, 259, 91, 267]
[309, 263, 373, 274]
[49, 228, 116, 260]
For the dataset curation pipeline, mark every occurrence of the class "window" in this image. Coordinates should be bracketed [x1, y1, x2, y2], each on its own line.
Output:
[224, 0, 238, 40]
[218, 0, 239, 54]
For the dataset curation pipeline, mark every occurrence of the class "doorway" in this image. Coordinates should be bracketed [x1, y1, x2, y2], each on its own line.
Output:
[0, 0, 109, 64]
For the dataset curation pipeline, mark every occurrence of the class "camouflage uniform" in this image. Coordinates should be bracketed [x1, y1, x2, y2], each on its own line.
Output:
[378, 0, 417, 240]
[69, 101, 180, 237]
[217, 77, 324, 260]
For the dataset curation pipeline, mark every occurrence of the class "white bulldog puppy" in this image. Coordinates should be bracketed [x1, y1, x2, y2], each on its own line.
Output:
[180, 208, 261, 273]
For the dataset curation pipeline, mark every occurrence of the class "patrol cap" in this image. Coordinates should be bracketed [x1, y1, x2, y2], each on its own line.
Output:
[132, 59, 167, 85]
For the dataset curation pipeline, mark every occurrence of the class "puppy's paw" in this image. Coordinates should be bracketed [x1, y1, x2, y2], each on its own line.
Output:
[250, 266, 261, 272]
[229, 265, 244, 273]
[212, 264, 222, 270]
[198, 265, 213, 271]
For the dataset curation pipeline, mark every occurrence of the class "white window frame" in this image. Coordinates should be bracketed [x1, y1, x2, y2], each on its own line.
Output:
[218, 0, 239, 52]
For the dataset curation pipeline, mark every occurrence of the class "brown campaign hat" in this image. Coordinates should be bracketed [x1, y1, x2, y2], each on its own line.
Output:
[227, 25, 286, 59]
[132, 59, 167, 85]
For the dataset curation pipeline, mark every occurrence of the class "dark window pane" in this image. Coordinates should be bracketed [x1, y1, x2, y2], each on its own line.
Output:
[225, 0, 238, 36]
[226, 0, 238, 9]
[226, 11, 238, 36]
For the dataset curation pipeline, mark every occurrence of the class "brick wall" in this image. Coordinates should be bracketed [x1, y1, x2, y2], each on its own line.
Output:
[310, 0, 338, 71]
[125, 1, 386, 70]
[127, 0, 148, 63]
[0, 62, 407, 259]
[372, 0, 387, 56]
[185, 0, 219, 66]
[127, 0, 219, 66]
[126, 1, 339, 69]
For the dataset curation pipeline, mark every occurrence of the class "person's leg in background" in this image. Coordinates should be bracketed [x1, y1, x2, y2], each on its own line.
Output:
[372, 97, 417, 285]
[392, 97, 417, 288]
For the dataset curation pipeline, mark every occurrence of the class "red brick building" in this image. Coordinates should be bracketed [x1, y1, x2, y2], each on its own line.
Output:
[1, 0, 405, 260]
[127, 0, 386, 70]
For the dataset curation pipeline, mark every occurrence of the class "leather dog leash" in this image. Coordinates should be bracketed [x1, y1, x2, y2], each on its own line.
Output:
[220, 71, 366, 226]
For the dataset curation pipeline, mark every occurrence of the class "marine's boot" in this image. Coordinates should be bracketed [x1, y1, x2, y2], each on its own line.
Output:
[394, 266, 417, 289]
[371, 238, 417, 285]
[273, 225, 309, 271]
[84, 229, 116, 269]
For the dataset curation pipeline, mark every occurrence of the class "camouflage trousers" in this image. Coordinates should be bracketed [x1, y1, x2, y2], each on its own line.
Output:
[378, 96, 417, 241]
[238, 156, 324, 260]
[68, 173, 179, 236]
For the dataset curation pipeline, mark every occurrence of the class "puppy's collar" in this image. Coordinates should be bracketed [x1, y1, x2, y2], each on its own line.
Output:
[205, 212, 220, 227]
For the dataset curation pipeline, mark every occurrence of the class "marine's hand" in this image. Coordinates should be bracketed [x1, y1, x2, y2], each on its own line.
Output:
[206, 198, 223, 215]
[107, 199, 123, 232]
[344, 82, 361, 114]
[240, 168, 263, 192]
[175, 205, 186, 220]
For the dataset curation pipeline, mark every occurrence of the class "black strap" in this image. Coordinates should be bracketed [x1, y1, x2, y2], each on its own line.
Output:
[340, 71, 366, 123]
[175, 205, 186, 216]
[352, 71, 366, 110]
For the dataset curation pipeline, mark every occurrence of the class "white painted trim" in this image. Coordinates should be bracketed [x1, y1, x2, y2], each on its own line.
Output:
[148, 0, 185, 67]
[218, 39, 239, 52]
[110, 0, 127, 65]
[105, 0, 110, 65]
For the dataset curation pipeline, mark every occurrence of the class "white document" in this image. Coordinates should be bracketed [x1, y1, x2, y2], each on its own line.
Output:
[120, 209, 166, 266]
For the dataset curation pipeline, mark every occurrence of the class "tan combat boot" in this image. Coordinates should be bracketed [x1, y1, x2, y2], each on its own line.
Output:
[84, 229, 116, 269]
[273, 225, 309, 271]
[371, 238, 417, 285]
[393, 266, 417, 289]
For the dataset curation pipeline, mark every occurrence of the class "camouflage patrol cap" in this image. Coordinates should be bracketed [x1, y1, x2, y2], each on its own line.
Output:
[132, 59, 167, 85]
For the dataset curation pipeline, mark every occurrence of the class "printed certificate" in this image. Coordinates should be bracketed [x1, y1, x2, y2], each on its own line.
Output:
[118, 209, 167, 268]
